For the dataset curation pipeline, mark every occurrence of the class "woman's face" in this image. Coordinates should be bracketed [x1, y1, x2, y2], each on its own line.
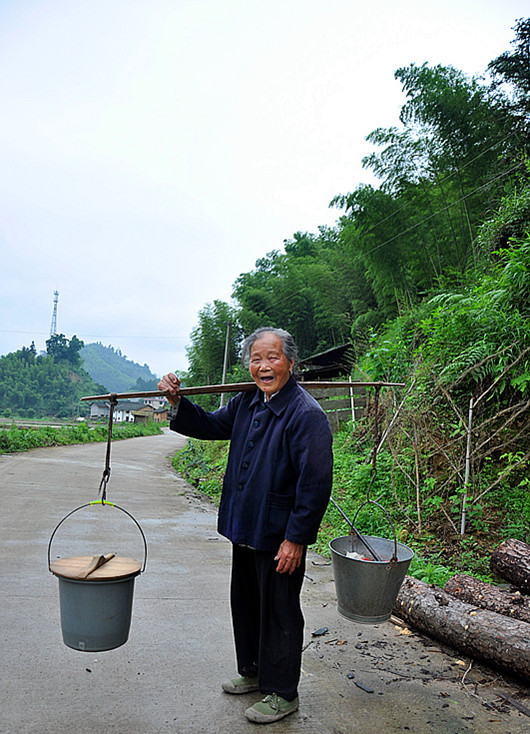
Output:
[249, 333, 294, 400]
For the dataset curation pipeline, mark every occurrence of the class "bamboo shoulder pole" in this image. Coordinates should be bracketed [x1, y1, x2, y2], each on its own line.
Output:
[81, 380, 405, 403]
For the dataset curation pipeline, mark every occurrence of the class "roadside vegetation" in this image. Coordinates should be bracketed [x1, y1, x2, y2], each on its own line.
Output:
[173, 179, 530, 580]
[0, 421, 162, 454]
[173, 403, 527, 587]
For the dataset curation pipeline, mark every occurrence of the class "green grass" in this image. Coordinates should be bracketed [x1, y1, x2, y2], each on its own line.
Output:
[171, 427, 527, 585]
[0, 421, 162, 453]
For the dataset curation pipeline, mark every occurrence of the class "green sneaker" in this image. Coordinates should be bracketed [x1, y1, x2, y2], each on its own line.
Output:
[245, 693, 299, 723]
[222, 675, 259, 694]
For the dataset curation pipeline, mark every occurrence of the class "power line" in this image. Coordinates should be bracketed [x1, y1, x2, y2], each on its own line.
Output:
[232, 156, 526, 319]
[0, 329, 188, 341]
[344, 129, 522, 241]
[77, 334, 189, 341]
[361, 159, 526, 257]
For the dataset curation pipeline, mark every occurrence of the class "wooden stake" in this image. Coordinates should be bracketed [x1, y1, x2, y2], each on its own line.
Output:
[460, 396, 474, 537]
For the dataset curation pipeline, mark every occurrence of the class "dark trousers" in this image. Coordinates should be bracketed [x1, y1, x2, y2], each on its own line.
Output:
[230, 543, 306, 701]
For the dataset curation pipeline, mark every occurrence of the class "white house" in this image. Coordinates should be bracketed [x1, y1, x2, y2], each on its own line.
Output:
[90, 400, 145, 422]
[113, 401, 144, 422]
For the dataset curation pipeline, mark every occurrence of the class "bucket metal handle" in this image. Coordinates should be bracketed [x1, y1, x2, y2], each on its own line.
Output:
[329, 496, 383, 561]
[352, 499, 398, 562]
[48, 500, 148, 573]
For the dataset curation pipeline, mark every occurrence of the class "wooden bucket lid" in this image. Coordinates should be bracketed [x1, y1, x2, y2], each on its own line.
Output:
[50, 555, 141, 581]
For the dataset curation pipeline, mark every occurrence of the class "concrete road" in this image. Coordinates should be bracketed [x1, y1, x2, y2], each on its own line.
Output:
[1, 431, 529, 734]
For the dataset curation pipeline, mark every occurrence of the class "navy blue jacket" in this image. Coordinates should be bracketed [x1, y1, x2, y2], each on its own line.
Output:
[170, 376, 333, 551]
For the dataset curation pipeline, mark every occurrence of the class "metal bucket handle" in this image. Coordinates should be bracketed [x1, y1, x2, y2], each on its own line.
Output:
[352, 499, 398, 562]
[48, 500, 148, 573]
[329, 496, 383, 561]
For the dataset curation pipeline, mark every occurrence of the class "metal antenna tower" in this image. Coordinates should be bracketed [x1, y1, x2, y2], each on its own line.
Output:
[50, 290, 59, 336]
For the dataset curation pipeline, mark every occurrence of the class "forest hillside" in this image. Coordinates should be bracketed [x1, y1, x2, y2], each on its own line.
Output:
[0, 338, 160, 418]
[0, 335, 107, 419]
[80, 342, 159, 393]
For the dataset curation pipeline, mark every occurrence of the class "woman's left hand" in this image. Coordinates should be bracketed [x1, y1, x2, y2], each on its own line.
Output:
[274, 539, 304, 574]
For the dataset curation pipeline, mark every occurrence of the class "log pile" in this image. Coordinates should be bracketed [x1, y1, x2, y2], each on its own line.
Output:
[490, 538, 530, 594]
[444, 574, 530, 624]
[393, 576, 530, 681]
[392, 538, 530, 682]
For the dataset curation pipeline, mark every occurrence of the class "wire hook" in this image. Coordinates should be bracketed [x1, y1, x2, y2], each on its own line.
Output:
[98, 394, 118, 502]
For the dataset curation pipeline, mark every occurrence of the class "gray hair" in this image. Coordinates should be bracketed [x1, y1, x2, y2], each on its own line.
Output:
[240, 327, 298, 368]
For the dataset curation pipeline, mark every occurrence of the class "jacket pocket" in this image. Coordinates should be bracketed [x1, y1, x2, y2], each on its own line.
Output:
[266, 492, 294, 537]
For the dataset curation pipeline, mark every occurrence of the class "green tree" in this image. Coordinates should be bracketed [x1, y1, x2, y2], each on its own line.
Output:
[233, 230, 363, 356]
[488, 17, 530, 142]
[132, 376, 160, 392]
[0, 343, 106, 418]
[329, 59, 523, 339]
[186, 301, 242, 404]
[46, 333, 84, 366]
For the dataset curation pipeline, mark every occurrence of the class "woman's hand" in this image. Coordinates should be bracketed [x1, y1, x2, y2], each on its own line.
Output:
[274, 539, 304, 574]
[158, 373, 181, 406]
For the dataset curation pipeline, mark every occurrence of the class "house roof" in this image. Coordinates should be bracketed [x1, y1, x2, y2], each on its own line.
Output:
[132, 405, 155, 414]
[114, 401, 145, 411]
[298, 343, 354, 379]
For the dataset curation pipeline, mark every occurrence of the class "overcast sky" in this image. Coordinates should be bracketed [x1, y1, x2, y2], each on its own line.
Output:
[1, 0, 527, 377]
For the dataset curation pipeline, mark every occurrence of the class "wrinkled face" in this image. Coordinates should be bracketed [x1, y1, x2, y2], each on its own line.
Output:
[249, 333, 294, 400]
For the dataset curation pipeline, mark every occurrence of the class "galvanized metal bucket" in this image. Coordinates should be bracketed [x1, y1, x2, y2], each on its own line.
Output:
[48, 501, 147, 652]
[329, 499, 414, 624]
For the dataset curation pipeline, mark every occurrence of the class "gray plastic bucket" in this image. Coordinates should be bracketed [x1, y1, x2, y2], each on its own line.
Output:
[330, 534, 414, 624]
[48, 501, 147, 652]
[57, 574, 138, 651]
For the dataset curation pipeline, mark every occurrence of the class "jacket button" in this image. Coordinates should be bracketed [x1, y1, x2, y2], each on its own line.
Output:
[253, 420, 259, 428]
[247, 440, 255, 448]
[242, 461, 248, 469]
[237, 483, 243, 490]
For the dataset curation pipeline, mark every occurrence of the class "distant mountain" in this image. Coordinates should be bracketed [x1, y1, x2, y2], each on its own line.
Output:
[80, 343, 159, 393]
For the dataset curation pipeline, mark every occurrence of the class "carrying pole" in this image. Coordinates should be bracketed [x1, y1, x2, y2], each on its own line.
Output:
[81, 380, 405, 403]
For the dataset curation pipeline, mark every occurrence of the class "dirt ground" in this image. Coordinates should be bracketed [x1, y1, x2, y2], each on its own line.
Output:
[0, 430, 529, 733]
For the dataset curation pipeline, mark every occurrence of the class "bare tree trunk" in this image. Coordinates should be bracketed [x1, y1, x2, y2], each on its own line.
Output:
[393, 576, 530, 682]
[444, 573, 530, 624]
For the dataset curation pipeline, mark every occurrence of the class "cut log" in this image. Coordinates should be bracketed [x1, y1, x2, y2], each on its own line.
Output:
[490, 538, 530, 593]
[393, 576, 530, 682]
[444, 574, 530, 624]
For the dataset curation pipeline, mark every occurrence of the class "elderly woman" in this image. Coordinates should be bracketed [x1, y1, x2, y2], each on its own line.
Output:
[158, 327, 333, 724]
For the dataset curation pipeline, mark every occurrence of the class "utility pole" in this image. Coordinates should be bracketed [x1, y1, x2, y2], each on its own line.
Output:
[219, 321, 232, 408]
[50, 291, 59, 336]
